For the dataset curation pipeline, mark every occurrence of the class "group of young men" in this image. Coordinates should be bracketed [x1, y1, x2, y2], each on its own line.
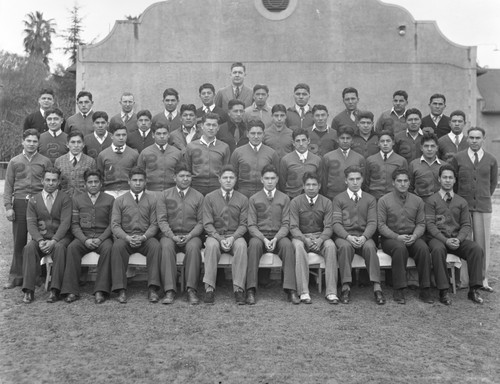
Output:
[4, 62, 496, 307]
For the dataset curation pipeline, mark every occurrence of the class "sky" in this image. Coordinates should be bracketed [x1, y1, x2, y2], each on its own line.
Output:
[1, 0, 499, 69]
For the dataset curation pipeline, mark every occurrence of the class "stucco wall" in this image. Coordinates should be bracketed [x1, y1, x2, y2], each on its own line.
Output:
[77, 0, 477, 124]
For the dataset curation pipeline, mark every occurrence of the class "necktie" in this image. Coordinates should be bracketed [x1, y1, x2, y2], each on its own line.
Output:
[454, 135, 460, 148]
[253, 145, 258, 153]
[141, 131, 146, 139]
[225, 193, 231, 204]
[82, 114, 87, 119]
[444, 192, 452, 203]
[267, 190, 273, 202]
[342, 150, 348, 158]
[300, 107, 305, 118]
[234, 87, 240, 99]
[350, 111, 356, 122]
[135, 194, 140, 204]
[72, 157, 77, 166]
[301, 156, 305, 164]
[309, 197, 314, 207]
[353, 192, 359, 204]
[204, 107, 210, 114]
[159, 145, 165, 153]
[383, 153, 388, 161]
[116, 147, 123, 154]
[234, 126, 240, 143]
[46, 193, 53, 212]
[90, 194, 97, 205]
[123, 114, 130, 123]
[474, 152, 479, 167]
[168, 113, 173, 122]
[179, 190, 185, 199]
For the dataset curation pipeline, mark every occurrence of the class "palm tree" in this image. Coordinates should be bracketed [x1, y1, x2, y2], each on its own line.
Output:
[23, 11, 56, 67]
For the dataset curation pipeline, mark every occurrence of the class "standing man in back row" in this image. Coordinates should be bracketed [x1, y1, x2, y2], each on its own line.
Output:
[65, 91, 95, 136]
[23, 88, 56, 133]
[286, 83, 314, 130]
[331, 87, 360, 134]
[421, 93, 450, 138]
[110, 92, 137, 133]
[215, 62, 253, 112]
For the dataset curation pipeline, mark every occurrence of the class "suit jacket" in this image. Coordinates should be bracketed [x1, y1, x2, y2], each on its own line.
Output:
[152, 111, 182, 132]
[66, 112, 95, 136]
[126, 130, 155, 153]
[217, 120, 248, 154]
[196, 106, 228, 126]
[23, 110, 48, 133]
[54, 153, 97, 197]
[110, 113, 138, 133]
[27, 191, 72, 242]
[421, 114, 450, 138]
[214, 85, 253, 111]
[169, 127, 203, 151]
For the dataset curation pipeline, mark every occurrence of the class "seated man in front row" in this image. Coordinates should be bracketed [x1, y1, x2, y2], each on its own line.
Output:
[110, 167, 162, 304]
[157, 162, 204, 305]
[247, 164, 298, 305]
[291, 172, 338, 304]
[60, 170, 115, 304]
[425, 164, 484, 305]
[202, 165, 248, 305]
[333, 166, 386, 305]
[22, 167, 72, 304]
[377, 168, 433, 305]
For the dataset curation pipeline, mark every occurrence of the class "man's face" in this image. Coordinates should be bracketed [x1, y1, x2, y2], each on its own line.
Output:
[429, 97, 446, 116]
[421, 140, 438, 160]
[230, 66, 245, 87]
[202, 118, 219, 140]
[229, 104, 245, 123]
[93, 117, 108, 136]
[38, 93, 54, 110]
[378, 134, 393, 153]
[293, 134, 310, 154]
[261, 171, 278, 191]
[392, 95, 408, 114]
[154, 127, 169, 146]
[163, 95, 178, 112]
[112, 128, 127, 147]
[174, 170, 192, 190]
[46, 113, 63, 132]
[338, 133, 352, 150]
[303, 178, 320, 199]
[393, 173, 410, 194]
[77, 96, 93, 114]
[449, 115, 465, 135]
[137, 115, 152, 132]
[248, 126, 264, 147]
[272, 111, 286, 128]
[345, 172, 363, 193]
[313, 109, 328, 129]
[199, 88, 215, 106]
[467, 129, 484, 152]
[219, 171, 236, 192]
[129, 173, 146, 194]
[42, 172, 60, 194]
[406, 113, 421, 133]
[357, 118, 373, 136]
[85, 175, 102, 195]
[181, 110, 196, 129]
[67, 136, 84, 156]
[294, 88, 310, 107]
[343, 92, 359, 111]
[22, 135, 39, 155]
[120, 95, 134, 113]
[439, 170, 455, 192]
[253, 89, 268, 107]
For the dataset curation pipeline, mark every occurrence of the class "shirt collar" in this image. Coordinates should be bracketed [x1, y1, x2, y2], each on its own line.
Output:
[50, 129, 62, 137]
[22, 150, 37, 161]
[94, 131, 108, 140]
[419, 155, 441, 165]
[156, 143, 167, 150]
[306, 194, 319, 204]
[380, 150, 393, 159]
[221, 188, 233, 198]
[176, 187, 189, 195]
[139, 129, 151, 137]
[448, 132, 464, 141]
[81, 110, 93, 118]
[88, 191, 100, 200]
[438, 189, 454, 199]
[251, 103, 270, 112]
[43, 189, 58, 199]
[164, 110, 178, 119]
[312, 124, 329, 133]
[121, 111, 133, 119]
[250, 143, 262, 152]
[263, 188, 276, 197]
[111, 143, 126, 152]
[346, 188, 362, 199]
[468, 148, 484, 159]
[296, 150, 308, 161]
[70, 153, 82, 162]
[200, 136, 216, 147]
[130, 190, 143, 200]
[406, 130, 422, 139]
[182, 125, 196, 134]
[295, 104, 310, 114]
[390, 108, 407, 119]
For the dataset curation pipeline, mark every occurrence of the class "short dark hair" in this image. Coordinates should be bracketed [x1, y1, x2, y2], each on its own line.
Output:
[293, 127, 309, 140]
[294, 83, 310, 93]
[271, 104, 287, 114]
[67, 130, 84, 141]
[136, 109, 152, 120]
[180, 104, 197, 115]
[439, 164, 456, 178]
[231, 62, 246, 72]
[406, 108, 422, 119]
[228, 99, 245, 110]
[302, 172, 320, 185]
[420, 133, 438, 146]
[23, 129, 40, 140]
[44, 108, 64, 119]
[39, 88, 54, 97]
[357, 110, 374, 121]
[342, 87, 358, 98]
[84, 169, 103, 182]
[247, 120, 265, 131]
[377, 130, 394, 141]
[344, 165, 363, 178]
[392, 168, 409, 180]
[202, 112, 220, 124]
[199, 83, 215, 94]
[219, 164, 236, 177]
[253, 84, 269, 94]
[92, 111, 108, 122]
[429, 93, 446, 104]
[109, 121, 127, 134]
[162, 88, 179, 101]
[450, 110, 466, 122]
[467, 126, 486, 136]
[128, 166, 146, 179]
[393, 90, 408, 101]
[338, 126, 355, 137]
[174, 162, 191, 175]
[77, 91, 93, 101]
[261, 164, 278, 177]
[43, 167, 61, 179]
[311, 104, 328, 115]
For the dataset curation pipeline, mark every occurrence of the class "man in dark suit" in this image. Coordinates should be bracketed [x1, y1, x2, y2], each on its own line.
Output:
[84, 111, 113, 159]
[126, 110, 155, 153]
[170, 104, 203, 151]
[61, 169, 115, 304]
[217, 99, 248, 154]
[65, 91, 95, 136]
[437, 110, 468, 162]
[420, 93, 450, 138]
[109, 92, 138, 133]
[214, 62, 253, 111]
[21, 167, 72, 304]
[196, 83, 228, 126]
[152, 88, 182, 132]
[23, 88, 55, 133]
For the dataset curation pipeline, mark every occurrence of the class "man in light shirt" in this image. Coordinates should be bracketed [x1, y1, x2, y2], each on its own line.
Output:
[84, 111, 113, 159]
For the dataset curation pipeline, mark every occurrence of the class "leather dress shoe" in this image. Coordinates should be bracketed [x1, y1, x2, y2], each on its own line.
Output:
[393, 289, 406, 304]
[374, 290, 386, 305]
[161, 290, 175, 305]
[149, 288, 160, 303]
[235, 290, 246, 305]
[246, 288, 256, 305]
[204, 290, 215, 305]
[340, 289, 351, 304]
[480, 286, 494, 293]
[288, 290, 300, 305]
[46, 289, 59, 303]
[186, 289, 200, 305]
[439, 289, 452, 306]
[300, 293, 312, 304]
[419, 288, 435, 304]
[65, 293, 78, 303]
[23, 290, 34, 304]
[325, 294, 339, 305]
[117, 289, 127, 304]
[95, 291, 105, 304]
[468, 289, 484, 304]
[4, 278, 22, 289]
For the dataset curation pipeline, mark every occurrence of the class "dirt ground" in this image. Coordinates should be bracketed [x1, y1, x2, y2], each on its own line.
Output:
[1, 186, 499, 383]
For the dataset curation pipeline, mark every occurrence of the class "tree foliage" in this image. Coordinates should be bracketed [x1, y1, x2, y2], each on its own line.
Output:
[61, 4, 85, 66]
[23, 11, 56, 68]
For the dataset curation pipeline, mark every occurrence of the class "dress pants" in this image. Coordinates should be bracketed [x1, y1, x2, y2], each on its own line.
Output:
[60, 238, 113, 295]
[22, 237, 72, 292]
[335, 238, 381, 284]
[110, 238, 161, 291]
[381, 237, 431, 290]
[160, 237, 202, 292]
[429, 238, 484, 290]
[247, 237, 296, 291]
[293, 235, 338, 296]
[10, 199, 29, 281]
[203, 237, 247, 291]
